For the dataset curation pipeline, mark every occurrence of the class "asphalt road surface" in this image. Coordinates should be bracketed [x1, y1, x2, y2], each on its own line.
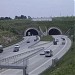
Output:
[0, 35, 72, 75]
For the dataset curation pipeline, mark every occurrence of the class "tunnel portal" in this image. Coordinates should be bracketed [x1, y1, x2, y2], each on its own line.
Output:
[26, 29, 39, 36]
[48, 27, 62, 35]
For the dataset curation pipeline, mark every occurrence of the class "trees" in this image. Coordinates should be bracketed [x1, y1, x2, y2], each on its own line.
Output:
[0, 17, 12, 20]
[15, 15, 27, 19]
[28, 16, 31, 19]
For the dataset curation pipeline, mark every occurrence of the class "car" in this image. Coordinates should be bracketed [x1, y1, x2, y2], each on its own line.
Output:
[44, 50, 53, 57]
[13, 44, 20, 52]
[0, 45, 3, 53]
[62, 42, 65, 45]
[61, 38, 65, 41]
[53, 41, 57, 45]
[26, 41, 30, 43]
[34, 39, 37, 41]
[55, 39, 59, 42]
[40, 52, 45, 55]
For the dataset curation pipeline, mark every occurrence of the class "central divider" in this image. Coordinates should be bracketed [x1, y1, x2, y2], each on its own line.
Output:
[0, 47, 44, 66]
[0, 47, 44, 75]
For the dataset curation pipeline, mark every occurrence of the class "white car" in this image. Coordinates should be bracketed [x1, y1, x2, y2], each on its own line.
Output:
[13, 44, 20, 52]
[44, 50, 53, 57]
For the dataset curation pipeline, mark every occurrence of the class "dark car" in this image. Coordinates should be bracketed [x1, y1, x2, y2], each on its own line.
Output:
[53, 41, 57, 45]
[26, 41, 30, 43]
[0, 45, 3, 53]
[61, 38, 65, 41]
[34, 39, 37, 41]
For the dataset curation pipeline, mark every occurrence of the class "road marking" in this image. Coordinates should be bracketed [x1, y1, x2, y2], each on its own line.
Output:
[29, 37, 68, 74]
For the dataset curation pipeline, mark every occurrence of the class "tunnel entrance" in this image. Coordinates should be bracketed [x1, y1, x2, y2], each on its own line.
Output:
[48, 27, 62, 35]
[25, 28, 39, 36]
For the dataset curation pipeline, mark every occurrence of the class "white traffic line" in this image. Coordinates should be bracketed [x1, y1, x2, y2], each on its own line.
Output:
[29, 36, 71, 75]
[0, 35, 71, 75]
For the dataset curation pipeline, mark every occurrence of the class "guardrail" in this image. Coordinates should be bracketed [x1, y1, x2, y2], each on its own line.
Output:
[29, 37, 72, 75]
[0, 47, 44, 66]
[0, 47, 44, 75]
[13, 47, 44, 66]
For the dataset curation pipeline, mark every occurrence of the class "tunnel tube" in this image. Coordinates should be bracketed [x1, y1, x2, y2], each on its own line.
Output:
[25, 28, 39, 36]
[48, 27, 62, 35]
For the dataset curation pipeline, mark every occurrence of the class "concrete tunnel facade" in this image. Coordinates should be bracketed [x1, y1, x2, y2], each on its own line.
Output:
[25, 28, 39, 36]
[25, 27, 62, 36]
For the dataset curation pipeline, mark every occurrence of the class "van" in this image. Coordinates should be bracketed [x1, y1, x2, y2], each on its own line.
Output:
[13, 44, 20, 52]
[44, 50, 53, 57]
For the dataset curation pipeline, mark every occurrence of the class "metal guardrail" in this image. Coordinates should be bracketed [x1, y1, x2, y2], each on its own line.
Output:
[12, 47, 44, 66]
[0, 47, 44, 66]
[0, 47, 44, 75]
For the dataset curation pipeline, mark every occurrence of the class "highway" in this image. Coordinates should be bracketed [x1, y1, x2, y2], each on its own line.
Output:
[0, 36, 40, 60]
[0, 35, 72, 75]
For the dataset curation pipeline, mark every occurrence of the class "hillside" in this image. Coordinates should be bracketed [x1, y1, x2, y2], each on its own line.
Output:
[0, 16, 74, 46]
[0, 17, 74, 35]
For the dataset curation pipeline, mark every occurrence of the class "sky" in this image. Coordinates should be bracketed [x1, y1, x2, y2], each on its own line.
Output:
[0, 0, 74, 18]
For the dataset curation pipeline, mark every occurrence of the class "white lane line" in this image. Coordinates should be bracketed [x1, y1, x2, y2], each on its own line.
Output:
[29, 37, 68, 74]
[28, 44, 53, 66]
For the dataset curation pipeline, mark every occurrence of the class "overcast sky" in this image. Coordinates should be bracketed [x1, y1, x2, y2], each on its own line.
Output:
[0, 0, 74, 18]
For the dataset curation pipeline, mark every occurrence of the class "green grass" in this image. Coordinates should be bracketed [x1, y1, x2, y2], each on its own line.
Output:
[0, 30, 23, 47]
[40, 35, 53, 41]
[0, 18, 74, 35]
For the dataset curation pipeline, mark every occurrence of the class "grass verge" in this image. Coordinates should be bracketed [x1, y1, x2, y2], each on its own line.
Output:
[40, 35, 53, 41]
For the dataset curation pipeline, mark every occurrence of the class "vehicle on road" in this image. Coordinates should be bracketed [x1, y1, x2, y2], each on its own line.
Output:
[44, 49, 53, 57]
[40, 51, 45, 55]
[34, 36, 39, 41]
[61, 38, 65, 45]
[61, 38, 65, 41]
[0, 45, 3, 53]
[53, 41, 57, 45]
[55, 39, 59, 42]
[53, 38, 58, 45]
[13, 44, 20, 52]
[62, 41, 65, 45]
